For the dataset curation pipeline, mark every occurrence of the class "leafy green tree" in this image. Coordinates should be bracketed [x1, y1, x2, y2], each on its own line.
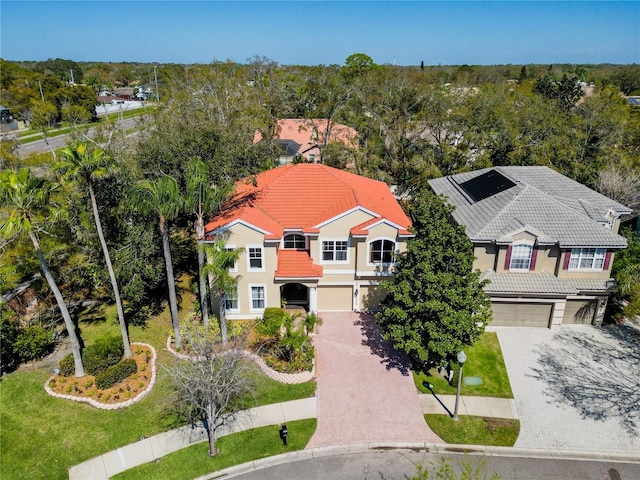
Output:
[376, 189, 491, 370]
[129, 175, 184, 348]
[0, 168, 85, 377]
[533, 74, 583, 111]
[56, 143, 132, 358]
[341, 53, 377, 81]
[609, 229, 640, 323]
[201, 241, 243, 346]
[29, 99, 58, 142]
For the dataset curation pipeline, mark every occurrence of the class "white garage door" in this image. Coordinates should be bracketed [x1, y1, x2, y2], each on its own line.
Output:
[318, 286, 352, 311]
[491, 302, 552, 327]
[359, 285, 387, 311]
[563, 300, 596, 324]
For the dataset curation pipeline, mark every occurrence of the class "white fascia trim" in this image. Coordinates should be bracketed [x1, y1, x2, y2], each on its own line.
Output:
[274, 276, 321, 281]
[323, 269, 357, 275]
[313, 206, 379, 229]
[359, 217, 407, 233]
[213, 220, 272, 237]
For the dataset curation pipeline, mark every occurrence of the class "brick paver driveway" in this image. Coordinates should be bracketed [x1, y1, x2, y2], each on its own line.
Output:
[496, 324, 640, 454]
[306, 312, 442, 448]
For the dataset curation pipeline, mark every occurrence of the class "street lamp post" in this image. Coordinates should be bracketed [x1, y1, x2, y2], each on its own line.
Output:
[452, 350, 467, 421]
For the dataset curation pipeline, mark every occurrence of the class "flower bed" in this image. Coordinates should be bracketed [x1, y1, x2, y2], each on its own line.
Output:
[44, 343, 157, 410]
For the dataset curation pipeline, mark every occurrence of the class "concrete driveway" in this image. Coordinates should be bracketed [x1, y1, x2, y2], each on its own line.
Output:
[495, 324, 640, 454]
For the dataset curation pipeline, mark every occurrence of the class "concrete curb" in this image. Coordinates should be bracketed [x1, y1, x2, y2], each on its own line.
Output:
[195, 443, 640, 479]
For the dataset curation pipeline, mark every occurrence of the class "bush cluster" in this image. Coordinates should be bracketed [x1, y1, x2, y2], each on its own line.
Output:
[1, 308, 55, 373]
[59, 353, 75, 377]
[95, 358, 137, 390]
[253, 308, 319, 373]
[82, 335, 124, 376]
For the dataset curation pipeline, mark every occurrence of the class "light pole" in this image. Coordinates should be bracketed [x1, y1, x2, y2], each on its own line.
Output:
[452, 350, 467, 421]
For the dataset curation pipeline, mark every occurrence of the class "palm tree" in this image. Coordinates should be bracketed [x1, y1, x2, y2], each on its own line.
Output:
[0, 168, 85, 377]
[184, 157, 231, 328]
[129, 175, 184, 348]
[201, 241, 243, 346]
[56, 142, 132, 358]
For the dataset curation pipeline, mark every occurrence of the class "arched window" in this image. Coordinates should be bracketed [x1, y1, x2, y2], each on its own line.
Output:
[283, 234, 306, 249]
[369, 239, 395, 264]
[509, 243, 533, 270]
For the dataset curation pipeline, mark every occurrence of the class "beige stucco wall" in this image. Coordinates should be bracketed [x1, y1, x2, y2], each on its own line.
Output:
[473, 244, 497, 272]
[355, 222, 406, 275]
[556, 250, 614, 279]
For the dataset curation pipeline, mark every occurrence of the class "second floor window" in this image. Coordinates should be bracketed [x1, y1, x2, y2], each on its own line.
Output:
[510, 244, 533, 271]
[370, 239, 395, 264]
[248, 247, 263, 269]
[569, 248, 606, 270]
[322, 240, 348, 261]
[284, 234, 306, 249]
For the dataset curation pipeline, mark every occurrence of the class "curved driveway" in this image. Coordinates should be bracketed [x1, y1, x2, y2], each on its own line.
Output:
[306, 312, 442, 448]
[496, 324, 640, 454]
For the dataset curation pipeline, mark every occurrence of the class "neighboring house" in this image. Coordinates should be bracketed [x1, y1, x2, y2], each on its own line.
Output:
[627, 97, 640, 107]
[254, 119, 358, 164]
[429, 166, 632, 328]
[203, 163, 412, 319]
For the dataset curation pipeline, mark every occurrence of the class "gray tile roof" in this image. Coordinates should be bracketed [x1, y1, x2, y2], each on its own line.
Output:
[429, 166, 630, 248]
[482, 271, 578, 295]
[563, 277, 616, 293]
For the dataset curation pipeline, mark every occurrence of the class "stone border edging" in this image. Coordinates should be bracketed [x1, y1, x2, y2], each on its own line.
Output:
[43, 342, 157, 410]
[165, 336, 314, 384]
[195, 443, 640, 480]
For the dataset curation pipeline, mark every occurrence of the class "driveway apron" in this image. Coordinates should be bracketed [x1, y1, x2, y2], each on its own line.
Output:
[306, 312, 443, 448]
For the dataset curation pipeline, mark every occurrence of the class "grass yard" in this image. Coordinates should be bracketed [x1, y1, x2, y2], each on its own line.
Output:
[0, 294, 315, 480]
[413, 332, 513, 398]
[425, 414, 520, 447]
[112, 419, 317, 480]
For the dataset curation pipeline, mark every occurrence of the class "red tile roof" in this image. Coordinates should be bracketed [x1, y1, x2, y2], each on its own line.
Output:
[254, 119, 358, 153]
[204, 163, 412, 239]
[275, 250, 323, 279]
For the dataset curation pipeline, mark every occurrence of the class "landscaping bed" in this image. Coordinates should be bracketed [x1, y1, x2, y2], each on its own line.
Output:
[45, 343, 155, 408]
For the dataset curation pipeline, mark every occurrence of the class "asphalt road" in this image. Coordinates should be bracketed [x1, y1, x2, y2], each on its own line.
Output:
[16, 117, 140, 157]
[221, 451, 640, 480]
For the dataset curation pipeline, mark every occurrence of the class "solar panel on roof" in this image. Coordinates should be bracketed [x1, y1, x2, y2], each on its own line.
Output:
[459, 170, 516, 202]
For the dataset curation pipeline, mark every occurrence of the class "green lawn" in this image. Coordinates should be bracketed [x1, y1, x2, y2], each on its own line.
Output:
[413, 333, 513, 398]
[0, 297, 315, 480]
[112, 419, 317, 480]
[425, 414, 520, 447]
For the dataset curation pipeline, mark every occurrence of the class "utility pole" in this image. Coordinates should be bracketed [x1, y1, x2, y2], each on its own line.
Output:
[70, 68, 75, 85]
[154, 65, 159, 102]
[38, 81, 45, 103]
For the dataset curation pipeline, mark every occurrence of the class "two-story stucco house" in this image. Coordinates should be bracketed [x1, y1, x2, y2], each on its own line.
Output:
[203, 163, 413, 319]
[429, 166, 632, 328]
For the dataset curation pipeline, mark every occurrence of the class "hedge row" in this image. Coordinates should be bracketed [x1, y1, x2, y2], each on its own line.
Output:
[95, 358, 137, 390]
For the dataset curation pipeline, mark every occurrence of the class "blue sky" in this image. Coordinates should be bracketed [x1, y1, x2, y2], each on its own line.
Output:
[1, 1, 639, 65]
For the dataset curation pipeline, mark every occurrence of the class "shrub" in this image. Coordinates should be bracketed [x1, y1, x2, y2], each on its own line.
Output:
[82, 335, 124, 376]
[14, 325, 55, 362]
[59, 353, 75, 377]
[95, 358, 137, 390]
[0, 308, 20, 374]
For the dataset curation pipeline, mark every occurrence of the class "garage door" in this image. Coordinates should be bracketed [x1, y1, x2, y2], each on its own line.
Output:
[359, 285, 387, 311]
[491, 302, 552, 327]
[563, 300, 596, 324]
[318, 286, 352, 311]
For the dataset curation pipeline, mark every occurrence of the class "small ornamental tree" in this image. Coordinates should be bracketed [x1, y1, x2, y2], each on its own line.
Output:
[164, 331, 255, 457]
[376, 189, 492, 371]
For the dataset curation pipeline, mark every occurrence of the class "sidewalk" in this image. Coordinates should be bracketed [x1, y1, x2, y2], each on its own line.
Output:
[419, 393, 518, 419]
[68, 398, 316, 480]
[68, 393, 516, 479]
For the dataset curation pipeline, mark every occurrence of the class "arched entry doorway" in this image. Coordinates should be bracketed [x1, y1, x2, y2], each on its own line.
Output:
[280, 283, 309, 310]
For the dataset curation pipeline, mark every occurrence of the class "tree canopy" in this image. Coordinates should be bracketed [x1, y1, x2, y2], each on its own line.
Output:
[376, 189, 492, 369]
